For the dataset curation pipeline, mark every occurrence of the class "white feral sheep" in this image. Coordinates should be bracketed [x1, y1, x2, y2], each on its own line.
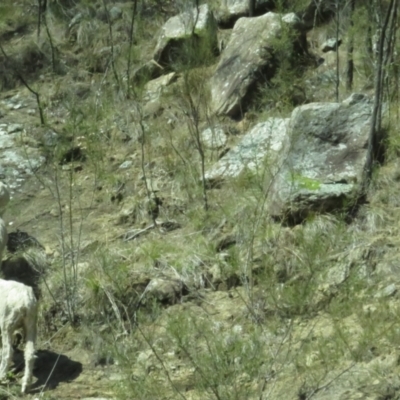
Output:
[0, 279, 38, 393]
[0, 182, 37, 393]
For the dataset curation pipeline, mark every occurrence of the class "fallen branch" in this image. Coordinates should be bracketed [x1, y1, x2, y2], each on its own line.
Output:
[121, 224, 156, 241]
[118, 220, 181, 241]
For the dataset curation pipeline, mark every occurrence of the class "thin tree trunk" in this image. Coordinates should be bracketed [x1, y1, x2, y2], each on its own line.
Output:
[335, 0, 340, 101]
[0, 44, 45, 125]
[249, 0, 255, 16]
[346, 0, 355, 91]
[102, 0, 120, 90]
[364, 0, 398, 189]
[126, 0, 138, 99]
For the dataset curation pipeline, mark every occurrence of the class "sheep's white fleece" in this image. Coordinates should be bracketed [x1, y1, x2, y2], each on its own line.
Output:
[0, 279, 37, 393]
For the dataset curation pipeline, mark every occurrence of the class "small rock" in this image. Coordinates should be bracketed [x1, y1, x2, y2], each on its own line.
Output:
[145, 278, 185, 305]
[27, 109, 36, 115]
[209, 264, 222, 285]
[44, 245, 54, 256]
[77, 262, 90, 274]
[137, 349, 153, 364]
[109, 373, 124, 381]
[116, 205, 137, 225]
[375, 283, 397, 298]
[7, 124, 23, 134]
[119, 160, 133, 169]
[68, 12, 83, 29]
[49, 208, 59, 217]
[321, 38, 342, 53]
[109, 6, 122, 22]
[42, 130, 59, 147]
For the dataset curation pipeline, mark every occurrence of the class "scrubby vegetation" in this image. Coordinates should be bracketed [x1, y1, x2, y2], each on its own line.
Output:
[1, 0, 400, 399]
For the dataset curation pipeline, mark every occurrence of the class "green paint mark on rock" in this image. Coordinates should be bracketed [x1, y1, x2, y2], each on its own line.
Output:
[291, 173, 321, 190]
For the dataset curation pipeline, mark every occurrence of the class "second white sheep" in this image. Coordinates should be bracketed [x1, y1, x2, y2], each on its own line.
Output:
[0, 279, 38, 393]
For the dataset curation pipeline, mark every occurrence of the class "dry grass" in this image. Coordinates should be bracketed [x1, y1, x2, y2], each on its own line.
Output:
[2, 1, 400, 398]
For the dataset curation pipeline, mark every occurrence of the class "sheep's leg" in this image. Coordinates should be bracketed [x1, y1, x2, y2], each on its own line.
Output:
[0, 327, 13, 381]
[21, 339, 35, 393]
[21, 315, 37, 394]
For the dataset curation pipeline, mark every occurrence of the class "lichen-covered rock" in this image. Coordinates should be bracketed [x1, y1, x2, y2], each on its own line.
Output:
[268, 93, 374, 221]
[210, 12, 306, 117]
[153, 4, 217, 67]
[205, 118, 289, 184]
[200, 126, 227, 149]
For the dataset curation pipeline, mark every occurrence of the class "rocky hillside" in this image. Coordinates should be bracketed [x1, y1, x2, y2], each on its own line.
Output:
[1, 0, 400, 399]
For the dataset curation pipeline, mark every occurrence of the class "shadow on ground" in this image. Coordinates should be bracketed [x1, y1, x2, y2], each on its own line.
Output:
[13, 349, 83, 392]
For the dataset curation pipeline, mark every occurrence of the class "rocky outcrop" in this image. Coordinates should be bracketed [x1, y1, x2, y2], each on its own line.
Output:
[204, 118, 289, 184]
[268, 93, 374, 221]
[205, 94, 377, 221]
[210, 12, 306, 117]
[153, 4, 217, 68]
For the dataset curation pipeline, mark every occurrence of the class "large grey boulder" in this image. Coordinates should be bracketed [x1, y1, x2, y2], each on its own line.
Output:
[215, 0, 273, 25]
[204, 118, 290, 184]
[268, 93, 374, 221]
[153, 4, 217, 67]
[210, 12, 306, 117]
